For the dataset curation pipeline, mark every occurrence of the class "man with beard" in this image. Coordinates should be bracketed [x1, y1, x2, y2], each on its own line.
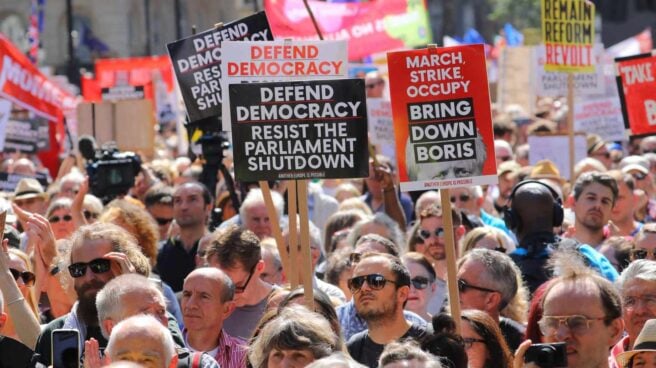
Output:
[572, 172, 618, 248]
[157, 182, 213, 292]
[33, 222, 150, 366]
[346, 253, 428, 368]
[337, 235, 426, 341]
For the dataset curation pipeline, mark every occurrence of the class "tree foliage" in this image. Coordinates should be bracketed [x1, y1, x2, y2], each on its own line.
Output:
[488, 0, 541, 30]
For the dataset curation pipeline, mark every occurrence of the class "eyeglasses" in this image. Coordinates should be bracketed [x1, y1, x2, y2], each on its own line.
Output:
[462, 337, 486, 350]
[592, 151, 611, 159]
[457, 279, 497, 294]
[84, 210, 98, 221]
[538, 315, 606, 337]
[68, 258, 112, 278]
[348, 273, 400, 293]
[450, 194, 471, 203]
[154, 217, 173, 226]
[234, 264, 257, 294]
[418, 228, 445, 241]
[632, 172, 648, 181]
[630, 248, 656, 260]
[49, 214, 72, 223]
[410, 276, 431, 290]
[623, 294, 656, 311]
[9, 269, 35, 286]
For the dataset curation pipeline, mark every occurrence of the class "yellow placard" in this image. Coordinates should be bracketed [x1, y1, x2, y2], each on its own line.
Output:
[541, 0, 595, 73]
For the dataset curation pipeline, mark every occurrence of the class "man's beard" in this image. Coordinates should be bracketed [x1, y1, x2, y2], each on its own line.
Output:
[75, 280, 105, 326]
[357, 295, 398, 325]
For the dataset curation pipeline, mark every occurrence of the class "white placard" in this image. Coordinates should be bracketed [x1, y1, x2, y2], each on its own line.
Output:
[574, 96, 627, 142]
[534, 44, 605, 97]
[221, 40, 348, 131]
[0, 99, 11, 151]
[528, 134, 587, 180]
[366, 98, 396, 163]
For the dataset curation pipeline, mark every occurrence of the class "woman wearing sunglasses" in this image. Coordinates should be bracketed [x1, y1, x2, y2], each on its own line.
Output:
[46, 197, 76, 240]
[402, 252, 439, 322]
[460, 309, 513, 368]
[0, 239, 41, 350]
[630, 223, 656, 262]
[3, 248, 39, 338]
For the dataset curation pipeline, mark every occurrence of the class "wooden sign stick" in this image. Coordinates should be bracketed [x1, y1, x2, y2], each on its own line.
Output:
[297, 180, 315, 308]
[567, 73, 576, 184]
[259, 181, 291, 284]
[287, 180, 300, 288]
[440, 188, 461, 334]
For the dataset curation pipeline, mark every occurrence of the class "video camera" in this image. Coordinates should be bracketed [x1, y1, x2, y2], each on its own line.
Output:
[78, 136, 142, 203]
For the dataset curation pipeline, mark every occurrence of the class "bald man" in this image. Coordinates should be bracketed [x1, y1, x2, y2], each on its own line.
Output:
[506, 181, 565, 293]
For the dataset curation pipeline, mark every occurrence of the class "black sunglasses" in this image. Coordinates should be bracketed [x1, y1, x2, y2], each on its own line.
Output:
[84, 210, 98, 220]
[365, 80, 384, 89]
[417, 228, 445, 241]
[457, 279, 497, 294]
[450, 194, 471, 203]
[234, 263, 257, 294]
[68, 258, 112, 278]
[348, 273, 400, 293]
[10, 268, 35, 286]
[49, 214, 72, 223]
[631, 248, 656, 260]
[154, 217, 174, 226]
[632, 172, 648, 181]
[410, 276, 431, 290]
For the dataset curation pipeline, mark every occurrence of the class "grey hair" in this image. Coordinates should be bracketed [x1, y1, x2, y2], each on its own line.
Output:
[96, 274, 166, 339]
[46, 197, 73, 218]
[468, 185, 484, 199]
[240, 188, 284, 221]
[617, 260, 656, 291]
[346, 212, 405, 251]
[106, 314, 175, 367]
[306, 352, 366, 368]
[458, 248, 520, 309]
[248, 305, 340, 368]
[379, 341, 443, 368]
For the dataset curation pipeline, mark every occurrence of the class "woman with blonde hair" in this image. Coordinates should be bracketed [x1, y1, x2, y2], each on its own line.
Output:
[459, 226, 515, 256]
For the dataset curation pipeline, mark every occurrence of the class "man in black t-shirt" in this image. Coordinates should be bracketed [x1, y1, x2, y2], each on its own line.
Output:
[346, 253, 428, 368]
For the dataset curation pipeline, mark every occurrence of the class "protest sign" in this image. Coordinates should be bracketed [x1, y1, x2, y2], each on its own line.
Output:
[221, 40, 348, 130]
[101, 85, 145, 101]
[230, 79, 368, 182]
[367, 98, 396, 163]
[167, 12, 273, 123]
[615, 52, 656, 136]
[4, 117, 48, 153]
[535, 44, 605, 96]
[0, 172, 49, 193]
[574, 97, 626, 142]
[528, 134, 586, 180]
[496, 46, 534, 114]
[387, 45, 497, 192]
[541, 0, 595, 73]
[265, 0, 431, 60]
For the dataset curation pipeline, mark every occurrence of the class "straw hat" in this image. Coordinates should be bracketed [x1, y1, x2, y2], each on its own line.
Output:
[529, 160, 566, 185]
[587, 134, 606, 154]
[617, 319, 656, 367]
[12, 178, 47, 201]
[497, 160, 521, 177]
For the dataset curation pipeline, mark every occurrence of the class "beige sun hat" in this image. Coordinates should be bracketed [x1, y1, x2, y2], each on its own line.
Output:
[617, 319, 656, 368]
[12, 178, 48, 201]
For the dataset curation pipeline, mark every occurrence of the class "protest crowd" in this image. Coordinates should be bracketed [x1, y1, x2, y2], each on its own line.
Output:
[2, 1, 656, 368]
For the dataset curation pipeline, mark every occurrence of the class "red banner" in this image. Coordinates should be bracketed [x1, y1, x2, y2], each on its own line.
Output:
[264, 0, 432, 60]
[387, 45, 497, 191]
[0, 35, 76, 121]
[616, 52, 656, 136]
[82, 56, 174, 102]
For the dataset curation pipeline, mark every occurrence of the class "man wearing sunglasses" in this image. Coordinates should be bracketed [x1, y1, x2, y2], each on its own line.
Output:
[448, 186, 511, 237]
[457, 248, 524, 351]
[144, 185, 176, 242]
[205, 225, 274, 340]
[609, 260, 656, 367]
[346, 253, 428, 368]
[33, 222, 151, 366]
[523, 261, 623, 368]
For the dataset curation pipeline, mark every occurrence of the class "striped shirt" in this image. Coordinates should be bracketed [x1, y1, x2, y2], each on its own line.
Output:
[184, 329, 248, 368]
